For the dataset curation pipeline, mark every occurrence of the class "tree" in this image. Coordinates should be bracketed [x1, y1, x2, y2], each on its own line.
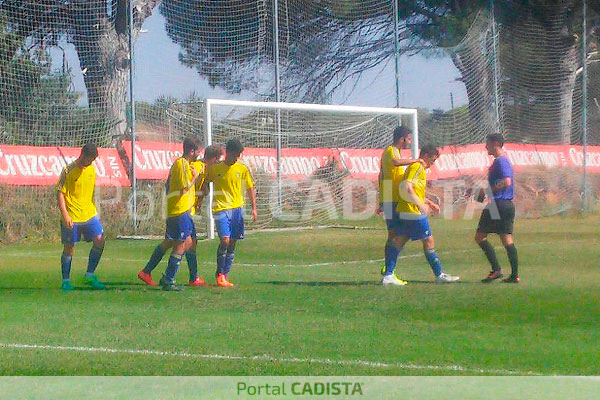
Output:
[0, 13, 114, 145]
[0, 0, 161, 141]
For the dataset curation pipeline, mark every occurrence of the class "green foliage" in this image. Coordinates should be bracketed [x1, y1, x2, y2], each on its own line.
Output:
[0, 13, 114, 146]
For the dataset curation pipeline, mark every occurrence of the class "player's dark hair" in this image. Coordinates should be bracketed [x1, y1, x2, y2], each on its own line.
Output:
[419, 144, 440, 158]
[81, 143, 98, 158]
[393, 126, 411, 143]
[183, 136, 200, 155]
[226, 138, 244, 156]
[204, 144, 222, 160]
[486, 134, 505, 147]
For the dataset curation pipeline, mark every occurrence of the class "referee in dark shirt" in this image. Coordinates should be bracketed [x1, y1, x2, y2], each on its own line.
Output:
[476, 134, 520, 283]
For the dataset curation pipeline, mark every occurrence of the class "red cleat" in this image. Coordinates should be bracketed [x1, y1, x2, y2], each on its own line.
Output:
[482, 270, 503, 283]
[502, 275, 520, 283]
[216, 273, 234, 287]
[137, 270, 157, 286]
[189, 276, 207, 286]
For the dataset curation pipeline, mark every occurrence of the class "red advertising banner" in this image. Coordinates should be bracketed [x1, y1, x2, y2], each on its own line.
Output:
[121, 141, 184, 180]
[563, 144, 600, 172]
[241, 148, 336, 181]
[337, 148, 382, 180]
[0, 145, 129, 186]
[118, 141, 600, 183]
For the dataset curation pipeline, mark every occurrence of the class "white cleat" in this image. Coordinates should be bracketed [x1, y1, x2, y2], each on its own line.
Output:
[435, 272, 460, 284]
[381, 274, 408, 286]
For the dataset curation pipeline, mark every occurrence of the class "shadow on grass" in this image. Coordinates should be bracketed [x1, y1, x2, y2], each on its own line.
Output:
[261, 280, 472, 286]
[260, 280, 375, 287]
[0, 286, 118, 291]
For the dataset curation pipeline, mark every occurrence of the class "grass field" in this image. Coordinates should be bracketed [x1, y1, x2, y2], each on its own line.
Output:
[0, 215, 598, 376]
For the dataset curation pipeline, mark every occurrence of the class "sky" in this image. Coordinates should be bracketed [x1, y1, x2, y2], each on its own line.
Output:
[55, 6, 467, 111]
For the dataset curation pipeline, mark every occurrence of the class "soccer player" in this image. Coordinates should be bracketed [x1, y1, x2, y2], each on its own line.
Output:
[137, 137, 202, 291]
[203, 138, 257, 287]
[378, 125, 422, 285]
[186, 144, 223, 284]
[381, 145, 459, 285]
[57, 143, 106, 291]
[476, 134, 519, 283]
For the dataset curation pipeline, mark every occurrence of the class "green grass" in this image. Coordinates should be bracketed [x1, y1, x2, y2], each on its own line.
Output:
[0, 215, 598, 375]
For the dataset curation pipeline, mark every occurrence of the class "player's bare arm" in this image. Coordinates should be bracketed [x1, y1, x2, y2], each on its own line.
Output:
[57, 191, 73, 229]
[247, 187, 258, 222]
[391, 157, 425, 167]
[402, 181, 430, 216]
[425, 197, 440, 215]
[491, 177, 512, 193]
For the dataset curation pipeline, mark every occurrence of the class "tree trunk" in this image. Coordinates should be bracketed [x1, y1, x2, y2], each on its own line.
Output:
[69, 0, 160, 144]
[450, 13, 498, 144]
[499, 2, 580, 144]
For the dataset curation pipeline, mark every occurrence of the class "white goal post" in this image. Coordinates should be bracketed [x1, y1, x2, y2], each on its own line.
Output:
[202, 98, 419, 239]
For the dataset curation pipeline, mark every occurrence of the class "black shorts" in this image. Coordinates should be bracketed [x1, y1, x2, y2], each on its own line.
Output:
[477, 199, 515, 234]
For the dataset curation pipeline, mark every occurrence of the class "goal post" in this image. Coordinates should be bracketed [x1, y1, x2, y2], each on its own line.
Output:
[200, 99, 419, 239]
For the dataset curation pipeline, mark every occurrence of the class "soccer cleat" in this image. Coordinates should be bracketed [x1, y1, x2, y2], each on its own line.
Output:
[159, 275, 182, 291]
[61, 281, 74, 291]
[83, 274, 106, 290]
[380, 274, 408, 286]
[161, 282, 182, 291]
[216, 273, 234, 287]
[482, 270, 503, 283]
[502, 275, 520, 283]
[435, 272, 460, 284]
[189, 276, 207, 286]
[380, 267, 408, 285]
[137, 270, 157, 286]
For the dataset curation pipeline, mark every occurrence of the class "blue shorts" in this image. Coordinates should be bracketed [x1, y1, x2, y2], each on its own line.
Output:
[61, 215, 104, 244]
[214, 208, 245, 240]
[165, 211, 196, 241]
[381, 202, 398, 231]
[394, 217, 432, 241]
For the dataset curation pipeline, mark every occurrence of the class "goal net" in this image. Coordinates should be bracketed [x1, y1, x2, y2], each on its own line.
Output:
[167, 99, 419, 238]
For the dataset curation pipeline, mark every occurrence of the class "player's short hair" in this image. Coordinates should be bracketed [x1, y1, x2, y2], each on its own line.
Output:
[226, 138, 244, 156]
[204, 144, 222, 160]
[393, 126, 411, 143]
[486, 134, 505, 147]
[81, 143, 98, 159]
[183, 136, 200, 155]
[419, 144, 440, 158]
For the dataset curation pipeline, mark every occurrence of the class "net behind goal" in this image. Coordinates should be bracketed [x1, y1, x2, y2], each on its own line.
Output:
[167, 99, 419, 238]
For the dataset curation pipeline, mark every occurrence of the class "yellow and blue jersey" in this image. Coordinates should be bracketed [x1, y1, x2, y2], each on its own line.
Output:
[205, 161, 254, 213]
[165, 157, 195, 218]
[56, 162, 97, 223]
[190, 160, 207, 216]
[379, 145, 407, 203]
[396, 161, 427, 217]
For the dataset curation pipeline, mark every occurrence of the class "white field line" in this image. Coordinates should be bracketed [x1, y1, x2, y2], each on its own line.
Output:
[0, 342, 538, 376]
[3, 239, 595, 268]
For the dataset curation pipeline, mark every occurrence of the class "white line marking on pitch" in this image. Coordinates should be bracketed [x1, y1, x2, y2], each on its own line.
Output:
[4, 239, 592, 268]
[0, 343, 537, 376]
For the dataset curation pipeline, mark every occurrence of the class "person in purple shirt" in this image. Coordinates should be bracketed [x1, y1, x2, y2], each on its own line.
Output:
[475, 134, 520, 283]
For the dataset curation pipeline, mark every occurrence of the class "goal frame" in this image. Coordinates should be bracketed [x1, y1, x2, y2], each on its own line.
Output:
[202, 98, 419, 239]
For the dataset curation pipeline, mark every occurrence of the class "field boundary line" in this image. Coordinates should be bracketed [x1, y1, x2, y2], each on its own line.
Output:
[0, 342, 538, 375]
[3, 239, 595, 268]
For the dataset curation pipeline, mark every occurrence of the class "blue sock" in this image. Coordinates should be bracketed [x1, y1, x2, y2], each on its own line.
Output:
[224, 251, 235, 276]
[216, 245, 227, 275]
[143, 245, 166, 274]
[164, 253, 183, 283]
[186, 251, 198, 281]
[86, 245, 104, 274]
[424, 248, 442, 277]
[384, 243, 401, 276]
[61, 253, 72, 280]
